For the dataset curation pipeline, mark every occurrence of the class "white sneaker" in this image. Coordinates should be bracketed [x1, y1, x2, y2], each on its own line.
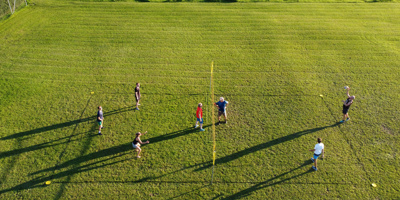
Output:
[194, 125, 199, 128]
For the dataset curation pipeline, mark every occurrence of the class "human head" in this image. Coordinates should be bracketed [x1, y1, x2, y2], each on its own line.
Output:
[350, 95, 355, 100]
[317, 138, 322, 143]
[220, 97, 224, 102]
[136, 132, 141, 136]
[198, 103, 202, 108]
[98, 106, 102, 110]
[136, 83, 140, 87]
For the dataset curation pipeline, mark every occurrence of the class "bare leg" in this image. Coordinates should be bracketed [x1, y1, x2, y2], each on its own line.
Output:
[314, 159, 318, 168]
[137, 148, 142, 158]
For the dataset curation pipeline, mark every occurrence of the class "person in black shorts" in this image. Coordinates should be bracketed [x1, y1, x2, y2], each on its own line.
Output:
[132, 131, 149, 158]
[135, 83, 141, 110]
[340, 87, 355, 123]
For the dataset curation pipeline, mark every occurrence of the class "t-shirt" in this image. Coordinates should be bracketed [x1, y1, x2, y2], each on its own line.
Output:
[133, 137, 139, 145]
[314, 143, 324, 155]
[196, 107, 203, 118]
[215, 101, 228, 112]
[135, 86, 140, 96]
[97, 110, 103, 122]
[343, 98, 353, 109]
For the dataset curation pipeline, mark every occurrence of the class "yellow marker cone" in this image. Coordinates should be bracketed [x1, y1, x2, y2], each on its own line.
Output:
[91, 92, 94, 94]
[45, 181, 51, 185]
[319, 94, 323, 97]
[371, 183, 377, 187]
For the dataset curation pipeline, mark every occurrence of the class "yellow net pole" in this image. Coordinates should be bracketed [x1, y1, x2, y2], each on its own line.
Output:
[210, 61, 216, 184]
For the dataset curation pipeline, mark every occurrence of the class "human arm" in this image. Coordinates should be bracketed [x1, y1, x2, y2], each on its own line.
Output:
[138, 138, 150, 144]
[309, 149, 315, 152]
[346, 87, 351, 98]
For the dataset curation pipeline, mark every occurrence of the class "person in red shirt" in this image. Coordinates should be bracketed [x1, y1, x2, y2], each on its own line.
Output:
[195, 103, 205, 131]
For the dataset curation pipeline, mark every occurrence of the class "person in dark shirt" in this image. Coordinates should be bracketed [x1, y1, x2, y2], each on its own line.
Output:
[215, 97, 229, 124]
[340, 87, 355, 123]
[132, 131, 149, 158]
[97, 106, 104, 135]
[135, 83, 141, 110]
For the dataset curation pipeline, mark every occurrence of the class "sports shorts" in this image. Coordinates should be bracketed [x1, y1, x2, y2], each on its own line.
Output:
[132, 142, 141, 149]
[218, 110, 226, 116]
[197, 118, 203, 123]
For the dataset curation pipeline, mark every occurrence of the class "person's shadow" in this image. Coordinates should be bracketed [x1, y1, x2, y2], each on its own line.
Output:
[195, 122, 340, 171]
[219, 160, 314, 200]
[0, 106, 134, 141]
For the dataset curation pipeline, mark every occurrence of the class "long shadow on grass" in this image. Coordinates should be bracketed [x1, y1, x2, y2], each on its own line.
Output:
[0, 143, 132, 195]
[195, 123, 340, 171]
[219, 160, 313, 200]
[0, 106, 134, 141]
[121, 124, 339, 185]
[0, 133, 87, 159]
[147, 124, 212, 145]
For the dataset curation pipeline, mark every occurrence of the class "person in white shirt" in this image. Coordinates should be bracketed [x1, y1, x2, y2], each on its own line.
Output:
[309, 138, 324, 171]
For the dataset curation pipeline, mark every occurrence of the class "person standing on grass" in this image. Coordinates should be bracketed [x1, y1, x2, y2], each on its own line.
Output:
[135, 83, 141, 110]
[340, 86, 355, 123]
[132, 131, 149, 158]
[309, 138, 324, 171]
[215, 97, 229, 124]
[97, 106, 104, 135]
[195, 103, 205, 131]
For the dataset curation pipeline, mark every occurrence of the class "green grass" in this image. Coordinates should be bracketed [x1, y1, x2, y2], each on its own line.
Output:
[1, 1, 400, 199]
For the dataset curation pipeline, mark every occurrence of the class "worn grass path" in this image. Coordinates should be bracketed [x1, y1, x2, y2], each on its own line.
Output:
[0, 1, 399, 199]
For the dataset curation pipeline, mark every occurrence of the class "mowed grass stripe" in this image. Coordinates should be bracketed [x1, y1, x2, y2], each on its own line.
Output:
[1, 1, 400, 199]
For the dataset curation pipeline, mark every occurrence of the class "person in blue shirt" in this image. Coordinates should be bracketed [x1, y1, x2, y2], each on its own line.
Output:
[215, 97, 229, 124]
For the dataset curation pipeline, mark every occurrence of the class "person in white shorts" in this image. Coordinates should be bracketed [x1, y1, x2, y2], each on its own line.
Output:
[132, 131, 149, 158]
[309, 138, 324, 171]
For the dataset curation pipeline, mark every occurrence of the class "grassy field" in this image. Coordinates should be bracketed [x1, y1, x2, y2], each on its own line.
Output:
[1, 1, 400, 199]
